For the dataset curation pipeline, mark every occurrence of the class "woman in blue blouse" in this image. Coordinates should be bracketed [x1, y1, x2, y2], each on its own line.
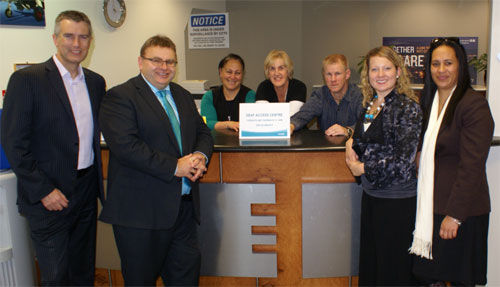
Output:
[345, 46, 422, 286]
[200, 53, 255, 131]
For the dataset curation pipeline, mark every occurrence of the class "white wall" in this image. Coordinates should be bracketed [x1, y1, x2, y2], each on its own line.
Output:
[486, 0, 500, 286]
[0, 0, 226, 108]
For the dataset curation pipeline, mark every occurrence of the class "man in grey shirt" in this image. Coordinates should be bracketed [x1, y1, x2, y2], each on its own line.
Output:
[291, 54, 363, 137]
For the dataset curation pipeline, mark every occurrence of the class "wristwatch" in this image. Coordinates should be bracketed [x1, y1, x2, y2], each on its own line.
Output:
[346, 127, 353, 138]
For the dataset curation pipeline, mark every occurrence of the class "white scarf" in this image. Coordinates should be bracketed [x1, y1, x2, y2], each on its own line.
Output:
[409, 87, 454, 259]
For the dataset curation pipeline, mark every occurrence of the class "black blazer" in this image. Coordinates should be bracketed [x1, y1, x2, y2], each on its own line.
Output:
[99, 75, 213, 230]
[1, 58, 106, 215]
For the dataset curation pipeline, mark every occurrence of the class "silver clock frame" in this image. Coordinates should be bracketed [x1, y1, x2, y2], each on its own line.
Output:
[103, 0, 126, 28]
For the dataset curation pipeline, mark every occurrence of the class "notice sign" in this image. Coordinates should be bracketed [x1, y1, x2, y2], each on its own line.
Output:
[239, 103, 290, 139]
[188, 13, 229, 49]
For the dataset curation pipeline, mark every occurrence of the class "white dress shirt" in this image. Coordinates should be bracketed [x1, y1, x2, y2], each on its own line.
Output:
[53, 55, 94, 170]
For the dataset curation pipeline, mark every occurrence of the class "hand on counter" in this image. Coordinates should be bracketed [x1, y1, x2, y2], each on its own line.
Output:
[215, 121, 239, 132]
[325, 124, 348, 137]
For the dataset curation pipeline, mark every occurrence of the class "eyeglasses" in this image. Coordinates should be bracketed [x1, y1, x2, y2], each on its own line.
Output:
[430, 37, 460, 48]
[142, 57, 178, 67]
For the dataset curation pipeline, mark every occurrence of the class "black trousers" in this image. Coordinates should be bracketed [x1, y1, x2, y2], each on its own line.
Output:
[25, 166, 98, 286]
[358, 191, 417, 286]
[113, 199, 201, 286]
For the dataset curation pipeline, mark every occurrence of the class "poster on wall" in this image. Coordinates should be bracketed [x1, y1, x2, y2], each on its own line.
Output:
[382, 37, 478, 84]
[188, 12, 229, 49]
[0, 0, 45, 26]
[14, 62, 35, 71]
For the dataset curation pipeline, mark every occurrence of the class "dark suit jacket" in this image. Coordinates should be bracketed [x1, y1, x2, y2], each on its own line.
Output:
[98, 75, 213, 230]
[433, 88, 494, 221]
[1, 58, 106, 215]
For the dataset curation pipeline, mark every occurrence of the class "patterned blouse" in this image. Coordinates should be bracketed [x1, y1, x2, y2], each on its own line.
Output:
[352, 90, 422, 199]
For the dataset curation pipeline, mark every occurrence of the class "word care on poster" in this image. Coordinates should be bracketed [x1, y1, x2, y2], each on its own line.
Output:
[239, 103, 290, 140]
[383, 37, 478, 84]
[188, 13, 229, 49]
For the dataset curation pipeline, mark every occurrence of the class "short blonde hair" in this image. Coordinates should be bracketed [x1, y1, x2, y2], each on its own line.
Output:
[360, 46, 417, 106]
[322, 54, 349, 73]
[264, 49, 294, 79]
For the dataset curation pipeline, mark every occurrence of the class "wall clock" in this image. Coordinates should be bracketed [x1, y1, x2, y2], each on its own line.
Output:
[103, 0, 126, 28]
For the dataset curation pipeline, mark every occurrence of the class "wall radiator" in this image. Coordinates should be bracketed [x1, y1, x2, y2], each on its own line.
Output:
[0, 248, 16, 286]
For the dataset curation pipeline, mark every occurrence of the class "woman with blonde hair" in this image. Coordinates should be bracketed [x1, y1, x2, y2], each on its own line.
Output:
[345, 46, 422, 286]
[255, 49, 306, 115]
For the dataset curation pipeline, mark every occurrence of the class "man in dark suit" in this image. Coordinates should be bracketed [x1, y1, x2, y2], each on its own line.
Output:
[99, 35, 213, 286]
[1, 10, 106, 286]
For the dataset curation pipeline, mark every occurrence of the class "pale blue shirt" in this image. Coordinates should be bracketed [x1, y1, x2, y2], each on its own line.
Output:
[141, 75, 208, 195]
[141, 74, 180, 122]
[53, 55, 94, 170]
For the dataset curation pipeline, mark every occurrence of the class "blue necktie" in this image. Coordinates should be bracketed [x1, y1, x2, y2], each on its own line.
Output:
[158, 90, 182, 152]
[158, 90, 191, 195]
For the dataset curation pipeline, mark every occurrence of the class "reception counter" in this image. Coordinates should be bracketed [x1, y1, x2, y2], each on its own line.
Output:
[190, 129, 358, 286]
[100, 131, 499, 286]
[101, 129, 359, 286]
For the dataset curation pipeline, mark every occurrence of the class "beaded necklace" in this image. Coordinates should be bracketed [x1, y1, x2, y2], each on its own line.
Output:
[364, 95, 385, 124]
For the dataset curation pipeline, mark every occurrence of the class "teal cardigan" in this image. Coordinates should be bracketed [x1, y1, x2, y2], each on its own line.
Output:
[200, 87, 256, 130]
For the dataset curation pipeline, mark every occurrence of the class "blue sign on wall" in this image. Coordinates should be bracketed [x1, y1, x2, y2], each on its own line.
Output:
[191, 14, 226, 27]
[188, 13, 230, 49]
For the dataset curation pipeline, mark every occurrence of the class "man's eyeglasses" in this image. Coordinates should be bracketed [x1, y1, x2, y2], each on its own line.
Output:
[142, 57, 178, 67]
[430, 37, 460, 48]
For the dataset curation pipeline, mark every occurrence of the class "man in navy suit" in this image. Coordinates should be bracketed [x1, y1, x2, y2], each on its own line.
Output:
[99, 35, 213, 286]
[1, 10, 105, 286]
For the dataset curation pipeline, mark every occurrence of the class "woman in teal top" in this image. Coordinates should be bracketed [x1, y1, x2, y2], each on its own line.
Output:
[201, 54, 256, 131]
